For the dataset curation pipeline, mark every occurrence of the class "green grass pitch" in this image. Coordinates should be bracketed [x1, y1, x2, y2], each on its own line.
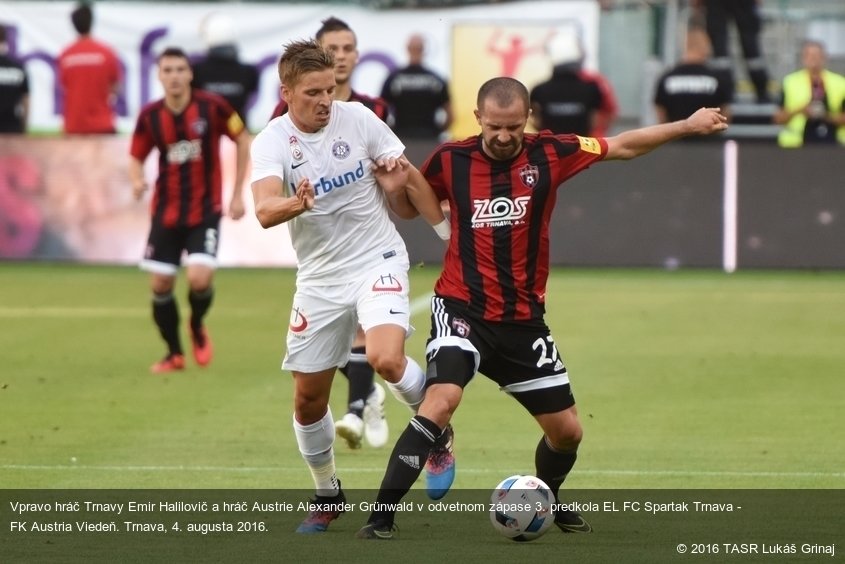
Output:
[1, 263, 843, 562]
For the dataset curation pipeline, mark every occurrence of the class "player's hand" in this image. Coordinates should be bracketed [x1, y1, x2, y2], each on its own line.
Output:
[372, 155, 410, 195]
[132, 182, 148, 201]
[228, 197, 245, 220]
[686, 107, 729, 135]
[296, 178, 315, 212]
[372, 155, 409, 173]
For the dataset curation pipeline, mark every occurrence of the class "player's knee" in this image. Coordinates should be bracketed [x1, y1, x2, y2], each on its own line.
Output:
[547, 417, 583, 451]
[151, 275, 175, 294]
[294, 394, 328, 425]
[367, 350, 405, 382]
[186, 275, 212, 293]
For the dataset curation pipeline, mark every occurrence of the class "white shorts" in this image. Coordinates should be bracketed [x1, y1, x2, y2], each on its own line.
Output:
[282, 256, 411, 373]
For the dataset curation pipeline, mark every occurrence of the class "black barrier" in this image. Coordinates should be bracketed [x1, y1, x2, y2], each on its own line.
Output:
[738, 145, 845, 269]
[0, 136, 841, 269]
[1, 489, 841, 563]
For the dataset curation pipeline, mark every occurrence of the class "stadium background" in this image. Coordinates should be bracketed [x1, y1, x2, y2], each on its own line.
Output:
[1, 0, 843, 268]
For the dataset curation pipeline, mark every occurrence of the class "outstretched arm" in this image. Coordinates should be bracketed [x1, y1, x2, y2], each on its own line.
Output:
[605, 107, 728, 160]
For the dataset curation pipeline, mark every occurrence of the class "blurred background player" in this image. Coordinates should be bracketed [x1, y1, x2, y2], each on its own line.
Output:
[692, 0, 771, 103]
[129, 47, 249, 373]
[380, 33, 452, 140]
[57, 2, 122, 134]
[654, 26, 733, 126]
[774, 40, 845, 148]
[192, 13, 259, 126]
[270, 17, 391, 451]
[0, 24, 29, 133]
[529, 32, 618, 136]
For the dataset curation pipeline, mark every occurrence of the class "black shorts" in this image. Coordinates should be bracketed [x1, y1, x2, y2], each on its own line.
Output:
[141, 218, 221, 275]
[425, 296, 575, 415]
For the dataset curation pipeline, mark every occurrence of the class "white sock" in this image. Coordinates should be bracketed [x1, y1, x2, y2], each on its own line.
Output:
[293, 409, 339, 497]
[386, 356, 426, 413]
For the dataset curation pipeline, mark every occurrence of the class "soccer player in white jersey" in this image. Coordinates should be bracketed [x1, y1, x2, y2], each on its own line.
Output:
[250, 39, 452, 534]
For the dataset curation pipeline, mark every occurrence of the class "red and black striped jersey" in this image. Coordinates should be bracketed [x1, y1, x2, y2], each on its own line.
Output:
[130, 89, 244, 228]
[421, 132, 607, 323]
[270, 90, 389, 122]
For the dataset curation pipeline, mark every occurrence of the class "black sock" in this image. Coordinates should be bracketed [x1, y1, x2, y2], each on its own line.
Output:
[188, 287, 214, 334]
[369, 415, 441, 526]
[535, 435, 577, 500]
[341, 346, 374, 418]
[152, 292, 181, 356]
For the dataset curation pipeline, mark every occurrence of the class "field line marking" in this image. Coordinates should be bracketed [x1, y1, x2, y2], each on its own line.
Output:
[0, 306, 147, 318]
[2, 464, 843, 479]
[410, 292, 433, 316]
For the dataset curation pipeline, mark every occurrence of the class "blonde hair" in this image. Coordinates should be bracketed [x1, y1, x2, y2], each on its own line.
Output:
[277, 39, 334, 88]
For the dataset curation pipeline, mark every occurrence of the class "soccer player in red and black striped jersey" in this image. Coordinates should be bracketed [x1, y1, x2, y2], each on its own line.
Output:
[358, 77, 727, 539]
[270, 17, 393, 453]
[129, 47, 250, 374]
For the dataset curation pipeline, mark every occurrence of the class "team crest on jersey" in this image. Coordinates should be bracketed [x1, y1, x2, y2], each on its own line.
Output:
[451, 318, 471, 338]
[191, 118, 208, 136]
[518, 164, 539, 188]
[289, 306, 308, 334]
[372, 273, 402, 292]
[332, 139, 351, 160]
[289, 136, 304, 161]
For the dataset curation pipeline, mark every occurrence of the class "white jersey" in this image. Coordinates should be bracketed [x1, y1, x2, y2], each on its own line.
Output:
[250, 101, 408, 284]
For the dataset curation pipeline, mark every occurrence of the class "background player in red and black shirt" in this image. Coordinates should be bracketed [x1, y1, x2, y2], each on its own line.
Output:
[270, 86, 388, 123]
[269, 17, 389, 123]
[358, 77, 727, 539]
[269, 17, 392, 453]
[129, 46, 249, 374]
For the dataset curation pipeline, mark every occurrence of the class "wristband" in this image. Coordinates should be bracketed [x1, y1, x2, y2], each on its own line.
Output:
[432, 219, 451, 240]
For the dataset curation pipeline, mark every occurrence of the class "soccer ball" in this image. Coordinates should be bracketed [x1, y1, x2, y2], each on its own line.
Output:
[489, 474, 555, 542]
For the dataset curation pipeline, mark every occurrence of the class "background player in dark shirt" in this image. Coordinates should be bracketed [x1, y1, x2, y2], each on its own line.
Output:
[129, 47, 249, 374]
[0, 25, 29, 133]
[655, 27, 733, 125]
[357, 77, 727, 539]
[380, 33, 452, 139]
[192, 13, 259, 125]
[529, 33, 618, 137]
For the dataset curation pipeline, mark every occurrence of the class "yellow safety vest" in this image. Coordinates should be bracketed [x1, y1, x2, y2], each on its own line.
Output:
[778, 69, 845, 148]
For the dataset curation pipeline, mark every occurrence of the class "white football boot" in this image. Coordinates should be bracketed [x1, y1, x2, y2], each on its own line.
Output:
[363, 382, 389, 448]
[335, 412, 364, 450]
